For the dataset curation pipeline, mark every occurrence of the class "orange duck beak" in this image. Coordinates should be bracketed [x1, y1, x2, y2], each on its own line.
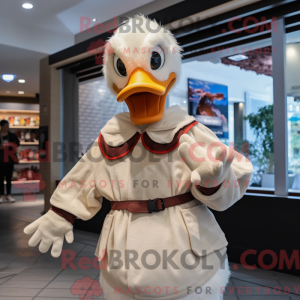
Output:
[114, 68, 176, 125]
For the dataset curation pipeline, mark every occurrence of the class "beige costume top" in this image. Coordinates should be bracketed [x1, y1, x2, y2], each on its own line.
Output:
[50, 105, 253, 299]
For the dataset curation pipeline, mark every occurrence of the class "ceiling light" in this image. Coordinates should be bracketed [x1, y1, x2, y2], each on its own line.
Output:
[18, 79, 26, 83]
[2, 74, 15, 82]
[287, 47, 296, 57]
[6, 91, 10, 93]
[228, 54, 248, 61]
[18, 91, 24, 94]
[92, 18, 97, 22]
[22, 3, 33, 9]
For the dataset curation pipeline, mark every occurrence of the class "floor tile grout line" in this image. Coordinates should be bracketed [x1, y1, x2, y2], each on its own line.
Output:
[0, 275, 15, 286]
[229, 270, 241, 299]
[31, 266, 65, 299]
[0, 273, 18, 287]
[231, 276, 300, 297]
[72, 240, 97, 247]
[71, 243, 96, 298]
[0, 274, 16, 280]
[2, 216, 35, 226]
[0, 236, 28, 253]
[31, 243, 94, 299]
[1, 233, 42, 269]
[233, 279, 239, 299]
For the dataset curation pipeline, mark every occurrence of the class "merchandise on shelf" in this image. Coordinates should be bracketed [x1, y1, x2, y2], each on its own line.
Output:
[18, 148, 40, 162]
[15, 129, 39, 142]
[0, 115, 39, 127]
[13, 166, 40, 181]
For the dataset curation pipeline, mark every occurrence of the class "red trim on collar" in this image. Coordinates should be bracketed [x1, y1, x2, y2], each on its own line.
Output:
[141, 121, 198, 154]
[98, 132, 141, 160]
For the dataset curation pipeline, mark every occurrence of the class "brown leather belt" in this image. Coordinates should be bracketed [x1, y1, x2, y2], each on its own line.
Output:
[111, 192, 195, 214]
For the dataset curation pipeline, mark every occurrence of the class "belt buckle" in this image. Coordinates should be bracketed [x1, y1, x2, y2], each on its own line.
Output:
[147, 198, 165, 214]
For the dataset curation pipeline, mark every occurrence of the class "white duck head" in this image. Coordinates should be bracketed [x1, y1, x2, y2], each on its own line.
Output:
[103, 15, 182, 125]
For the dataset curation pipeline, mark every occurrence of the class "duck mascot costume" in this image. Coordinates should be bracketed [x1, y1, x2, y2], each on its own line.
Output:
[24, 15, 253, 300]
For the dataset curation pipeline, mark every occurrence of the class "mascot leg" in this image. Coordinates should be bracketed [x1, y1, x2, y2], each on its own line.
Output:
[99, 258, 230, 300]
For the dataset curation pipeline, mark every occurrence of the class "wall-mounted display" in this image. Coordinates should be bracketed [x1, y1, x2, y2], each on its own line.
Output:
[188, 78, 229, 138]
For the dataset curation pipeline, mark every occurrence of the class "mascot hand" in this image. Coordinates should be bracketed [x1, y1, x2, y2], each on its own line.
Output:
[24, 210, 74, 257]
[178, 134, 234, 188]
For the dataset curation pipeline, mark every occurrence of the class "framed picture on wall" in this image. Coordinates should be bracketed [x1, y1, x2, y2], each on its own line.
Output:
[188, 78, 228, 138]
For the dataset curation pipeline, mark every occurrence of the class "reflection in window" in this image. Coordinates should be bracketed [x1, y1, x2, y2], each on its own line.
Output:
[172, 47, 274, 189]
[78, 77, 127, 153]
[286, 42, 300, 191]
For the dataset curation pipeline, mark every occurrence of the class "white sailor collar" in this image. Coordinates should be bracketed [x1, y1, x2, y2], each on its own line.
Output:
[99, 106, 197, 160]
[101, 105, 196, 146]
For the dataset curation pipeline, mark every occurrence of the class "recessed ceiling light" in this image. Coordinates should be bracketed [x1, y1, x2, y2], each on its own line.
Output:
[18, 91, 25, 94]
[92, 18, 97, 22]
[18, 79, 26, 83]
[228, 54, 248, 61]
[22, 3, 33, 9]
[2, 74, 15, 82]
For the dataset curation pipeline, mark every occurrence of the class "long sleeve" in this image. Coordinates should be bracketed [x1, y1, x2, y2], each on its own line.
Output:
[50, 141, 103, 220]
[189, 123, 253, 211]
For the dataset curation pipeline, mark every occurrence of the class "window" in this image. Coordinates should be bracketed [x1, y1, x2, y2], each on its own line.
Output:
[286, 31, 300, 192]
[171, 45, 274, 189]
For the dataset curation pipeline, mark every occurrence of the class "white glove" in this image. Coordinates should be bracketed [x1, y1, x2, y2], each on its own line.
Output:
[24, 210, 74, 257]
[178, 134, 234, 188]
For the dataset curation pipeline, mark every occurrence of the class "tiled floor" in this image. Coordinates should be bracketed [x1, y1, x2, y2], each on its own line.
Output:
[1, 196, 300, 300]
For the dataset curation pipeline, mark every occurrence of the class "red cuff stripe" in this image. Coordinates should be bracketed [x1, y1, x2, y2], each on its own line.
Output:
[196, 184, 221, 196]
[50, 206, 76, 224]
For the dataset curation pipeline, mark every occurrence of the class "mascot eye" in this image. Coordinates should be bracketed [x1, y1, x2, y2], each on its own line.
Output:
[113, 54, 127, 77]
[150, 45, 164, 70]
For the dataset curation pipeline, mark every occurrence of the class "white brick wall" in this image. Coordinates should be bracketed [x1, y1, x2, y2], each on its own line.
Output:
[79, 77, 128, 153]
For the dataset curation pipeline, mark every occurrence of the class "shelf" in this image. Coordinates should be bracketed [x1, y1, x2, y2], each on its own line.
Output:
[0, 110, 40, 128]
[20, 141, 39, 145]
[0, 109, 39, 114]
[18, 160, 40, 164]
[5, 180, 40, 185]
[9, 126, 39, 129]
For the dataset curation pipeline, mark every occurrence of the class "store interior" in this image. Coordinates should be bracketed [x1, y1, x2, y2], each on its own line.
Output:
[1, 1, 300, 299]
[78, 41, 300, 192]
[1, 34, 300, 196]
[2, 41, 300, 194]
[0, 105, 40, 195]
